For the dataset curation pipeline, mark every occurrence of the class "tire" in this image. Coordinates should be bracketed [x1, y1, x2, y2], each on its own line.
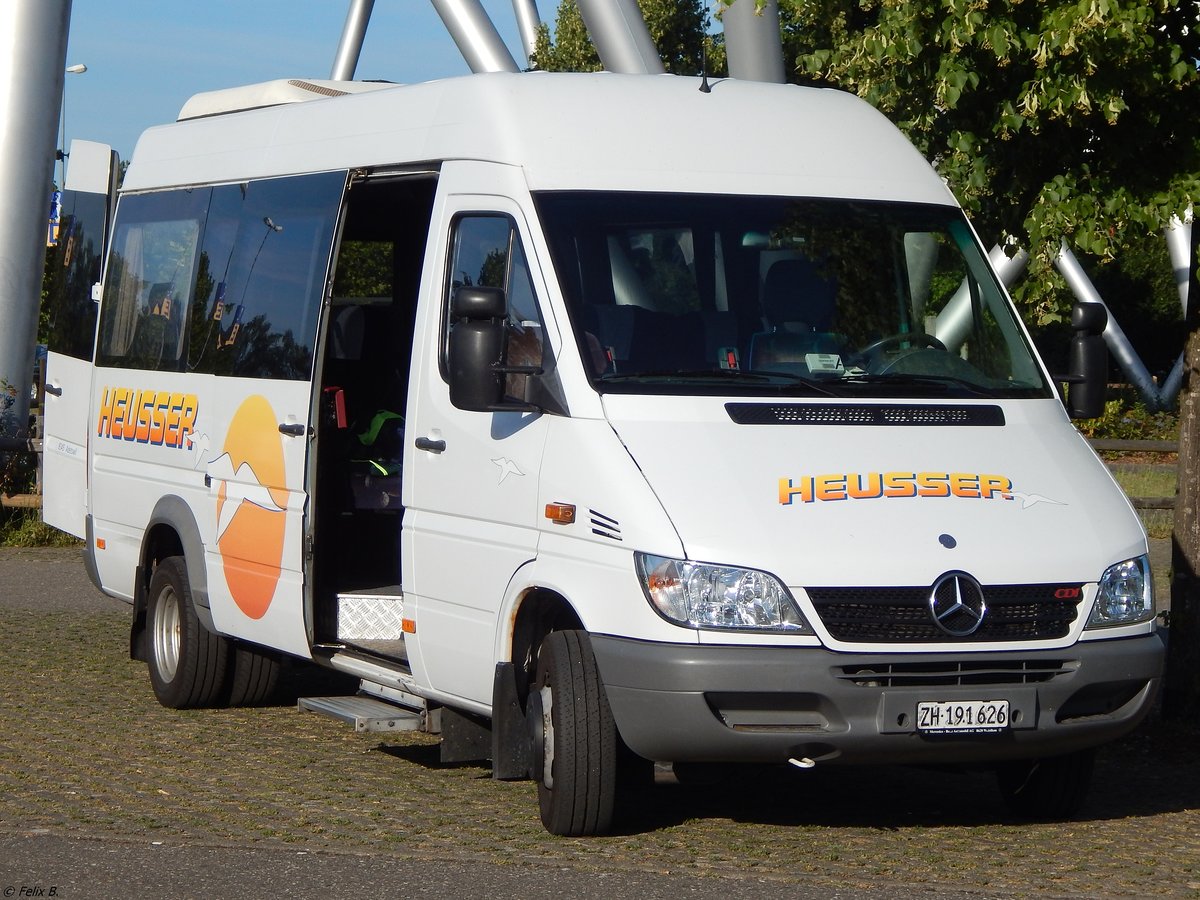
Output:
[226, 642, 282, 707]
[531, 630, 618, 836]
[996, 749, 1095, 820]
[146, 556, 229, 709]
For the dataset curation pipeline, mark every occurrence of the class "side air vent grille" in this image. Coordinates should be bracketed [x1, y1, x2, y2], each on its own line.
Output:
[725, 403, 1005, 427]
[590, 510, 622, 541]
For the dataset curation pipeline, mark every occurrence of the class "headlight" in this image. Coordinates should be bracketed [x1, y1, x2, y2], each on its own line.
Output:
[635, 553, 811, 632]
[1087, 555, 1155, 628]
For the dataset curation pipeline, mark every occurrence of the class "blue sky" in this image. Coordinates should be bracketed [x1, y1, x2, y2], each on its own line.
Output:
[62, 1, 567, 163]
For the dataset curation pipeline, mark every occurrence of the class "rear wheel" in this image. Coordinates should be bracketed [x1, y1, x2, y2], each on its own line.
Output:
[531, 630, 618, 836]
[996, 749, 1095, 820]
[146, 556, 228, 709]
[226, 642, 282, 706]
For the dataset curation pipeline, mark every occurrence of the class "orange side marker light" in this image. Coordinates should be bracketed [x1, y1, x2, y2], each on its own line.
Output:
[545, 502, 576, 525]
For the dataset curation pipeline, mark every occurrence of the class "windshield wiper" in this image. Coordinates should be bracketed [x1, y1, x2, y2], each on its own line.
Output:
[597, 369, 839, 395]
[845, 373, 996, 397]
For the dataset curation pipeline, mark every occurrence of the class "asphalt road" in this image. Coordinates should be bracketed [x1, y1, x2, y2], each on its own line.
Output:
[0, 832, 928, 900]
[0, 547, 1196, 900]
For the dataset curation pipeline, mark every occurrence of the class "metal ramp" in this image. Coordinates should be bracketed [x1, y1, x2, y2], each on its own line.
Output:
[298, 694, 423, 733]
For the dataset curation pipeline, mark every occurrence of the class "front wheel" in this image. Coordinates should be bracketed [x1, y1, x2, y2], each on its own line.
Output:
[146, 556, 228, 709]
[530, 630, 618, 836]
[996, 749, 1095, 820]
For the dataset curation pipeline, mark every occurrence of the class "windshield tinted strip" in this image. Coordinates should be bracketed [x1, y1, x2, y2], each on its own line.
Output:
[725, 403, 1005, 427]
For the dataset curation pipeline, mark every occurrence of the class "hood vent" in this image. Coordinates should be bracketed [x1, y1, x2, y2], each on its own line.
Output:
[725, 403, 1005, 427]
[589, 510, 622, 541]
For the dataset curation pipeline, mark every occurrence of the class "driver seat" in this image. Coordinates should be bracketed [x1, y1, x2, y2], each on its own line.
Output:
[749, 258, 841, 372]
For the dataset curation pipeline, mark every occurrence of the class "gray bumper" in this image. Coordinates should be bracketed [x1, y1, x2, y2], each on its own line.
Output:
[590, 632, 1165, 766]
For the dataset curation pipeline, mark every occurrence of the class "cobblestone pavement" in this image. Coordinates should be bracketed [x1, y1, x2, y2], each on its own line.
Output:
[0, 549, 1196, 898]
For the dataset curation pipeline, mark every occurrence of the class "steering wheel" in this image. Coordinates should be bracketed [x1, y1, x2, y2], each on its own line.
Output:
[856, 332, 946, 359]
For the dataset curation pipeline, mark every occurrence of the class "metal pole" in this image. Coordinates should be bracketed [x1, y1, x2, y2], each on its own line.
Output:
[431, 0, 520, 74]
[330, 0, 375, 80]
[933, 244, 1029, 350]
[575, 0, 665, 75]
[1160, 353, 1185, 409]
[1056, 243, 1163, 408]
[511, 0, 542, 68]
[0, 0, 72, 442]
[1167, 208, 1194, 318]
[722, 0, 785, 83]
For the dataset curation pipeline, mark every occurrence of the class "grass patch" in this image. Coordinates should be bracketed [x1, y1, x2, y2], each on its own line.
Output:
[1108, 465, 1176, 540]
[1110, 466, 1177, 499]
[0, 507, 80, 547]
[1138, 510, 1173, 540]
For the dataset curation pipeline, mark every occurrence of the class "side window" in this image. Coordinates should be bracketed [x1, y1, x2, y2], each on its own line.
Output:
[45, 190, 108, 361]
[188, 171, 346, 380]
[445, 215, 545, 398]
[96, 189, 209, 371]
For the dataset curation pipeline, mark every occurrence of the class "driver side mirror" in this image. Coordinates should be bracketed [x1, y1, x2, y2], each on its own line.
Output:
[448, 286, 507, 412]
[1065, 300, 1108, 420]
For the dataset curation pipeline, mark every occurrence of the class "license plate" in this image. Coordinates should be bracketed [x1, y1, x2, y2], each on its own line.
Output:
[916, 699, 1009, 734]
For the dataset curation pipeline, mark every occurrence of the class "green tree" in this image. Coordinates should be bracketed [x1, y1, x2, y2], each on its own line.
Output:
[776, 0, 1199, 323]
[534, 0, 710, 74]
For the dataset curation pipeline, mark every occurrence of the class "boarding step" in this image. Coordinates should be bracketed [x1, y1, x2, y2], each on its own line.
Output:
[298, 694, 423, 733]
[337, 584, 405, 641]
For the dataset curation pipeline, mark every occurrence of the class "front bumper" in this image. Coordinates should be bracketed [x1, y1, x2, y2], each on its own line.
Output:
[590, 632, 1165, 765]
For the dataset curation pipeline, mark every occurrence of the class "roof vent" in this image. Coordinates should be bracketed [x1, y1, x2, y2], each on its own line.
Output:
[177, 78, 395, 121]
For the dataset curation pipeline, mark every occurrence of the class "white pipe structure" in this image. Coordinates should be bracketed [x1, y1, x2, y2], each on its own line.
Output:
[1160, 354, 1185, 408]
[722, 0, 786, 83]
[1167, 207, 1194, 318]
[1159, 208, 1195, 408]
[1056, 243, 1163, 406]
[0, 0, 72, 441]
[575, 0, 665, 75]
[431, 0, 520, 74]
[330, 0, 375, 81]
[511, 0, 542, 68]
[933, 244, 1029, 350]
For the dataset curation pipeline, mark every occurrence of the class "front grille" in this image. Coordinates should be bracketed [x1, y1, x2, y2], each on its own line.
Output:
[836, 658, 1074, 688]
[808, 583, 1080, 643]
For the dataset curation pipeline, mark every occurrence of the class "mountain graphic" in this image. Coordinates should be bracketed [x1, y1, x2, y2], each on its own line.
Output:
[207, 451, 287, 544]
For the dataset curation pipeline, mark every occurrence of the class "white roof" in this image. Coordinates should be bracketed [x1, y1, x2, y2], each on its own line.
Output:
[123, 72, 954, 206]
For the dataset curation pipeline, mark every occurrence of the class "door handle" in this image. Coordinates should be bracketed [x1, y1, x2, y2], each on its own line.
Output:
[278, 423, 307, 436]
[44, 384, 63, 397]
[415, 436, 446, 454]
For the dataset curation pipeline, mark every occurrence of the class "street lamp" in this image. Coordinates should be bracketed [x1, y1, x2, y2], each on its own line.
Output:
[58, 63, 87, 186]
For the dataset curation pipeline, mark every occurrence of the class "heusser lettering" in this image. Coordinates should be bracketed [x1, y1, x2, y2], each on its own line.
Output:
[779, 471, 1014, 505]
[95, 386, 199, 449]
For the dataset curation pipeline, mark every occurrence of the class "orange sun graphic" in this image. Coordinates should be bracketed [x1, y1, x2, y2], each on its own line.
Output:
[215, 395, 289, 619]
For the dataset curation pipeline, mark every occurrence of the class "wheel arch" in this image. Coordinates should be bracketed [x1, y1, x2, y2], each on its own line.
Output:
[488, 579, 583, 782]
[507, 585, 583, 702]
[130, 495, 213, 660]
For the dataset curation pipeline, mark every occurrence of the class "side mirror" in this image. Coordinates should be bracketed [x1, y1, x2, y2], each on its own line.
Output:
[448, 286, 506, 412]
[1065, 300, 1108, 419]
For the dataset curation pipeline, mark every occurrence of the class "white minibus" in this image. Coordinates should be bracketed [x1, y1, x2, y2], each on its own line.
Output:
[43, 72, 1163, 835]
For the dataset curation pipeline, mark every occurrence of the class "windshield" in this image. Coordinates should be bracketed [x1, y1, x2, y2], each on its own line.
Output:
[534, 192, 1051, 400]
